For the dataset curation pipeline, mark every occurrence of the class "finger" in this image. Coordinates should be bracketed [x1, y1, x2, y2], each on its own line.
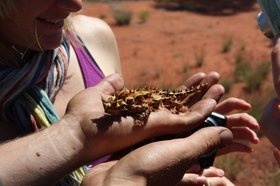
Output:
[149, 99, 217, 134]
[95, 73, 124, 95]
[222, 176, 236, 186]
[231, 127, 260, 144]
[186, 166, 225, 178]
[178, 127, 233, 163]
[191, 72, 221, 102]
[214, 98, 251, 114]
[226, 113, 260, 131]
[179, 71, 220, 90]
[176, 174, 207, 186]
[178, 174, 227, 186]
[178, 72, 206, 89]
[202, 84, 225, 102]
[207, 177, 228, 186]
[201, 167, 225, 177]
[271, 38, 280, 98]
[182, 72, 222, 107]
[201, 71, 220, 85]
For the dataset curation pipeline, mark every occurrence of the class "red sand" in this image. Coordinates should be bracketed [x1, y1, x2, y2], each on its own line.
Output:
[81, 1, 279, 185]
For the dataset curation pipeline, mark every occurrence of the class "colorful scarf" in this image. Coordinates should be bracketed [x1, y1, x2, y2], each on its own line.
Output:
[0, 37, 86, 185]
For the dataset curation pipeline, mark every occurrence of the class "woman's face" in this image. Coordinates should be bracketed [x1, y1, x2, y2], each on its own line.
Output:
[0, 0, 83, 51]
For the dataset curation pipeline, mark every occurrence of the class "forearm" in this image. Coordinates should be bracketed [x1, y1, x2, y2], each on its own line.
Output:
[0, 115, 86, 185]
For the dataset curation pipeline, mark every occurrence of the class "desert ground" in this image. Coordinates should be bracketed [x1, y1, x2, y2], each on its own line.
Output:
[81, 1, 279, 185]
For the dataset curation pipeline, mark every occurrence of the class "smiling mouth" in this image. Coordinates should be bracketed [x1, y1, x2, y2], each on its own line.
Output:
[37, 17, 62, 25]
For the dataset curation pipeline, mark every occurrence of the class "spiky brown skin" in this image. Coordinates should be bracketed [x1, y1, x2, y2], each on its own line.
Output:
[102, 83, 208, 126]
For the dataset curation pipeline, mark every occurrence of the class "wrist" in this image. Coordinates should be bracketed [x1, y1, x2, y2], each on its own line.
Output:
[59, 114, 88, 164]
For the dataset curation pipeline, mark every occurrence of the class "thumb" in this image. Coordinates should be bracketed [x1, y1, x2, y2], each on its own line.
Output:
[95, 73, 124, 95]
[181, 127, 233, 160]
[117, 127, 233, 186]
[127, 127, 233, 173]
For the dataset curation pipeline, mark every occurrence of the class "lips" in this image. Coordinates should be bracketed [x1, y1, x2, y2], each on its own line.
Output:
[37, 17, 63, 24]
[36, 17, 65, 31]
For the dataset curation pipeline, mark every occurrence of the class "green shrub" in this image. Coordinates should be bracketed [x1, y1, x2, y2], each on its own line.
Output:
[113, 8, 132, 26]
[195, 50, 205, 67]
[99, 14, 107, 20]
[221, 37, 233, 53]
[138, 10, 150, 23]
[234, 54, 250, 82]
[244, 62, 270, 93]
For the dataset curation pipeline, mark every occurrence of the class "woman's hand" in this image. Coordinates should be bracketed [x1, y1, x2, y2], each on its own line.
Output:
[81, 127, 234, 186]
[180, 71, 260, 155]
[214, 98, 260, 155]
[64, 72, 225, 162]
[260, 37, 280, 149]
[182, 166, 235, 186]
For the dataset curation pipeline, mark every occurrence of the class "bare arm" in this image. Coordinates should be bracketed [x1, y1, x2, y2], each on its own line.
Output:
[0, 73, 224, 185]
[81, 127, 234, 186]
[0, 116, 85, 185]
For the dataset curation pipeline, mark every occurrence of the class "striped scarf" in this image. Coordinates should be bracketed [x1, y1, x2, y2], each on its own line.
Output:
[0, 38, 86, 185]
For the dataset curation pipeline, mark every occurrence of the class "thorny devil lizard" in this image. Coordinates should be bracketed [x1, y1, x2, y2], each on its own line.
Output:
[102, 83, 208, 126]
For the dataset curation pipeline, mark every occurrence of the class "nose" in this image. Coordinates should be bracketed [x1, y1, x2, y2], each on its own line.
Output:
[56, 0, 83, 12]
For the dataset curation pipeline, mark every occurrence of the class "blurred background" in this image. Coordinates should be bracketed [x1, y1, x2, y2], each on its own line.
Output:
[81, 1, 279, 185]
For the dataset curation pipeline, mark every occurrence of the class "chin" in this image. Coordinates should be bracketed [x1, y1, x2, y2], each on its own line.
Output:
[43, 41, 63, 50]
[40, 34, 64, 50]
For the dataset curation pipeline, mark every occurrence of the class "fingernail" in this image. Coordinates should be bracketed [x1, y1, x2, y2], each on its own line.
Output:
[217, 169, 225, 176]
[196, 176, 207, 184]
[219, 129, 233, 147]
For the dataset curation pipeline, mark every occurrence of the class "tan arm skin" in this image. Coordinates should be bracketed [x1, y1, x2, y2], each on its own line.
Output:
[81, 127, 234, 186]
[80, 73, 259, 186]
[0, 72, 225, 185]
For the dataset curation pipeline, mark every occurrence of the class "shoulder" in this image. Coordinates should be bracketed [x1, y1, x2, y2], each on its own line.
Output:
[71, 15, 115, 45]
[70, 15, 122, 76]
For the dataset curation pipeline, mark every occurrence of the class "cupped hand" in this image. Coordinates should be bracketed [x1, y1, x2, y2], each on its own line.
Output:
[64, 72, 224, 162]
[81, 127, 233, 186]
[182, 72, 260, 155]
[260, 37, 280, 149]
[213, 97, 260, 155]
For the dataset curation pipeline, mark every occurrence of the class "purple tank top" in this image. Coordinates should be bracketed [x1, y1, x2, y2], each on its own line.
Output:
[70, 35, 104, 87]
[70, 35, 112, 167]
